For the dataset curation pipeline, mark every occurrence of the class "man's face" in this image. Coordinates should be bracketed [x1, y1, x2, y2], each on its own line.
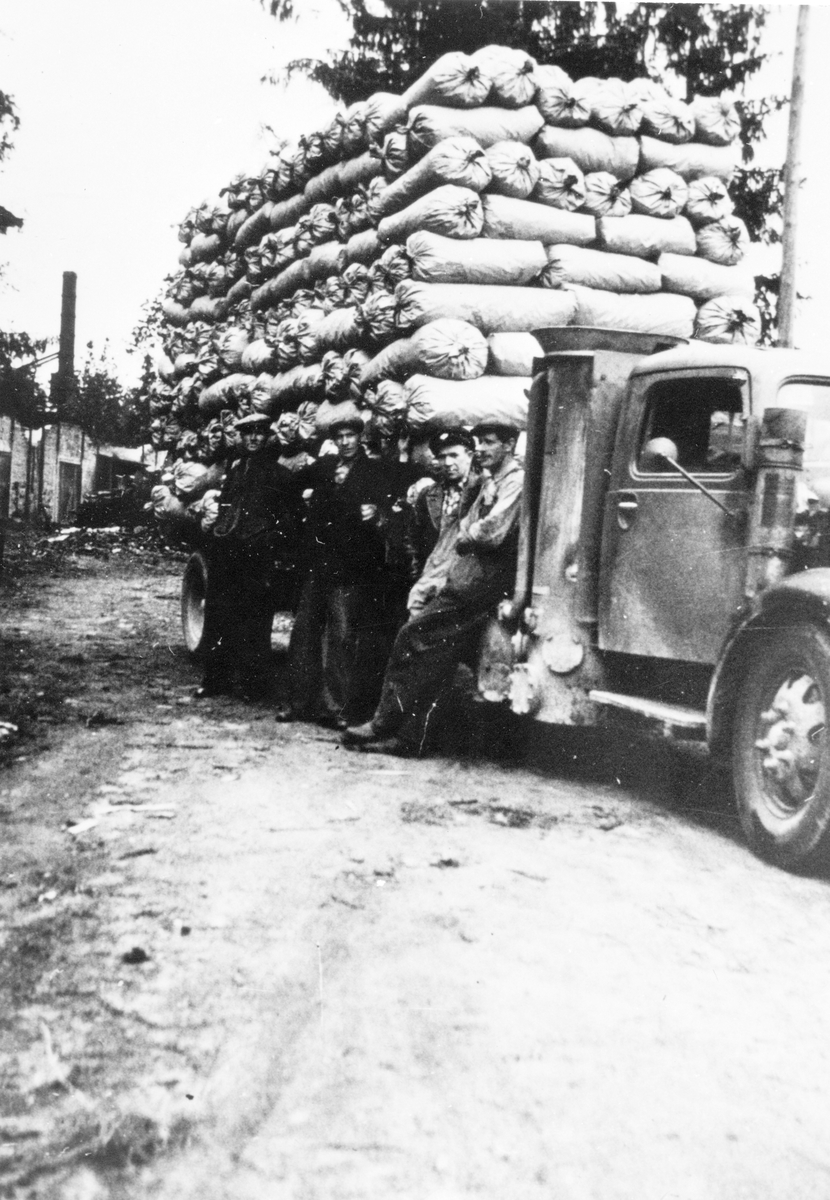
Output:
[475, 432, 514, 474]
[240, 427, 268, 454]
[438, 444, 473, 484]
[334, 427, 360, 460]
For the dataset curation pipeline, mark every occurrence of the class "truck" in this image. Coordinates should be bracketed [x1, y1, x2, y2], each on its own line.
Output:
[475, 327, 830, 872]
[180, 326, 830, 872]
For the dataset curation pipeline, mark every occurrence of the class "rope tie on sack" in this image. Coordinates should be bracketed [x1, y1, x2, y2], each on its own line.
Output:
[459, 198, 479, 232]
[727, 306, 752, 334]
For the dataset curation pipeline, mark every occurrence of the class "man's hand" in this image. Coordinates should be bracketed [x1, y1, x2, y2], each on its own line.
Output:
[360, 503, 378, 523]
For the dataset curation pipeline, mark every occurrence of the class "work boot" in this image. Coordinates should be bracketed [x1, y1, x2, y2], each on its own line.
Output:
[354, 736, 417, 757]
[316, 712, 349, 731]
[341, 721, 378, 746]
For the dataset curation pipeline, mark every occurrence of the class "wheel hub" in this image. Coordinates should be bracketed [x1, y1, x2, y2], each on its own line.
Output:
[754, 672, 826, 813]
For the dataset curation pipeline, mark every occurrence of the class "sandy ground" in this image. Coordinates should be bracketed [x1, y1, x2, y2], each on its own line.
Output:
[3, 533, 830, 1200]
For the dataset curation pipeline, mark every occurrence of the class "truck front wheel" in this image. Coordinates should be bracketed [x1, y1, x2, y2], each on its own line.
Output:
[733, 623, 830, 870]
[181, 550, 210, 660]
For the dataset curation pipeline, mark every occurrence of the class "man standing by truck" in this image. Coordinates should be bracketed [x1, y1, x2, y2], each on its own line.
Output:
[343, 420, 524, 756]
[277, 415, 400, 729]
[196, 412, 299, 701]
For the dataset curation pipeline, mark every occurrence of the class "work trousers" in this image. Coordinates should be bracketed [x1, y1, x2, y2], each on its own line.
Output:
[288, 573, 388, 723]
[202, 540, 275, 691]
[371, 574, 509, 749]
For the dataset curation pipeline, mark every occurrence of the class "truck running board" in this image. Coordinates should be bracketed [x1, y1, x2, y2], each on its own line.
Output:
[588, 690, 707, 740]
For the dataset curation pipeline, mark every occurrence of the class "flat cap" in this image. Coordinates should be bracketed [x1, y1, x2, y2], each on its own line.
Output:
[329, 415, 364, 435]
[471, 418, 520, 439]
[429, 428, 475, 455]
[235, 412, 272, 429]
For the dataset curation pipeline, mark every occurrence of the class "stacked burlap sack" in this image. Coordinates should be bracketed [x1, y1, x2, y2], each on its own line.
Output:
[149, 47, 761, 498]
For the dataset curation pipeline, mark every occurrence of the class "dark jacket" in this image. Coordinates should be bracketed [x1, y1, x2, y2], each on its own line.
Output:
[214, 447, 300, 563]
[294, 450, 401, 583]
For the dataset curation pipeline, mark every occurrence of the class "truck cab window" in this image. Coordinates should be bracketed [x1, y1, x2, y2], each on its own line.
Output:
[637, 377, 745, 474]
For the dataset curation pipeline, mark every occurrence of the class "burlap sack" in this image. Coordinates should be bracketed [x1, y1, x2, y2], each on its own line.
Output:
[532, 157, 586, 211]
[360, 319, 488, 386]
[374, 137, 491, 220]
[377, 184, 484, 245]
[407, 104, 544, 157]
[534, 124, 639, 181]
[485, 140, 541, 198]
[405, 374, 530, 431]
[395, 279, 577, 334]
[535, 75, 592, 129]
[684, 176, 733, 227]
[597, 213, 696, 258]
[471, 45, 538, 108]
[269, 193, 311, 232]
[565, 284, 695, 337]
[695, 216, 749, 266]
[240, 339, 279, 375]
[363, 91, 408, 140]
[629, 168, 689, 219]
[407, 230, 548, 286]
[591, 78, 643, 136]
[690, 95, 741, 146]
[639, 135, 740, 183]
[581, 172, 631, 218]
[401, 51, 493, 110]
[658, 252, 755, 302]
[487, 332, 543, 376]
[641, 92, 695, 144]
[482, 194, 595, 245]
[542, 243, 662, 292]
[694, 295, 760, 344]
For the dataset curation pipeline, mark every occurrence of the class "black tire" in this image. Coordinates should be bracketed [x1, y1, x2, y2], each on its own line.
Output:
[733, 622, 830, 870]
[181, 551, 209, 660]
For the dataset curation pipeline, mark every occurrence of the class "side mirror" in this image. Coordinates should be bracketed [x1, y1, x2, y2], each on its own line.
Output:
[641, 437, 679, 471]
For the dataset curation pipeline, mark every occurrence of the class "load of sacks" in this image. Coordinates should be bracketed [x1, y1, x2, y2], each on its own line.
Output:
[148, 46, 760, 500]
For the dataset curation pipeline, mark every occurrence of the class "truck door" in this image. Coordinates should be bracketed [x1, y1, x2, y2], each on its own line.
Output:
[598, 369, 750, 664]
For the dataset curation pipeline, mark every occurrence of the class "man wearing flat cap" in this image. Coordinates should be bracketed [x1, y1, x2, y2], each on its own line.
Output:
[197, 412, 300, 700]
[405, 428, 481, 619]
[343, 419, 524, 755]
[278, 414, 399, 728]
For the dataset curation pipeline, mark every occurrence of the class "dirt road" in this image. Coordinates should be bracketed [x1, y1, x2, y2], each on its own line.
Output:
[3, 534, 830, 1200]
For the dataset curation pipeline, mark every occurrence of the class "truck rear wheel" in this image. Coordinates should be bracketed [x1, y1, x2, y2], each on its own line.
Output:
[181, 551, 209, 660]
[733, 623, 830, 870]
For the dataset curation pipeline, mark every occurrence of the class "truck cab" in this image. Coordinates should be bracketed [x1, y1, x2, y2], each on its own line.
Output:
[481, 328, 830, 870]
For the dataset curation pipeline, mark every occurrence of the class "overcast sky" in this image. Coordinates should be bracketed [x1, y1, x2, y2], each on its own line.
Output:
[0, 1, 828, 385]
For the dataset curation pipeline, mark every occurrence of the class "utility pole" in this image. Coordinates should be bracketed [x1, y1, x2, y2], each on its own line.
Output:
[778, 5, 809, 347]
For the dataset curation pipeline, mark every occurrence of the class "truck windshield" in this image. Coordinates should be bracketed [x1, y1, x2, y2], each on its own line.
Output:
[778, 382, 830, 506]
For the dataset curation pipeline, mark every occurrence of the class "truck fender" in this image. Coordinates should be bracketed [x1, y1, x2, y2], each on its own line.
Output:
[707, 569, 830, 760]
